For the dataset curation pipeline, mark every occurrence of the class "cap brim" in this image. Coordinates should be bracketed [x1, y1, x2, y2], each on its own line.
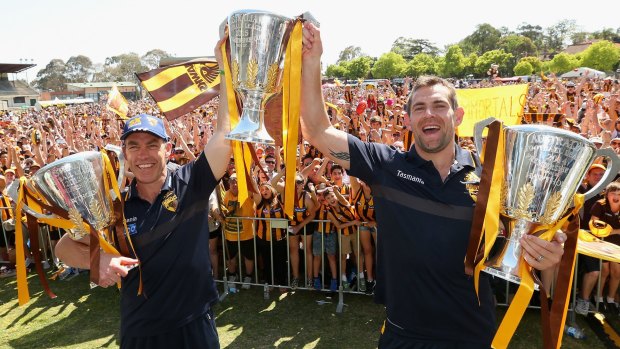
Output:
[121, 128, 168, 141]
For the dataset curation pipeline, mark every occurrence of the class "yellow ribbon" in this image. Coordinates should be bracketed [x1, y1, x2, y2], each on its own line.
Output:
[15, 177, 29, 305]
[282, 20, 303, 217]
[101, 151, 115, 243]
[101, 150, 142, 293]
[221, 39, 252, 206]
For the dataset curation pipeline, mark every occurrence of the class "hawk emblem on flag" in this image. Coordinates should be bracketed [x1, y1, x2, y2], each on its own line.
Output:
[199, 64, 219, 85]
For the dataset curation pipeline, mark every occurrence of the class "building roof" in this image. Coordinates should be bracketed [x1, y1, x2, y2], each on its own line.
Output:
[564, 40, 620, 55]
[0, 80, 39, 96]
[0, 63, 36, 74]
[66, 82, 138, 88]
[560, 67, 607, 79]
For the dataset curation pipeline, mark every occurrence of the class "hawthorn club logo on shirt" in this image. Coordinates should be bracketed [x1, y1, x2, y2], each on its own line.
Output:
[463, 171, 480, 202]
[162, 191, 178, 212]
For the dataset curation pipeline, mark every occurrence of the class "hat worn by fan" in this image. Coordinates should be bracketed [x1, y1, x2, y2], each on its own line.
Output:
[121, 114, 169, 141]
[588, 163, 606, 173]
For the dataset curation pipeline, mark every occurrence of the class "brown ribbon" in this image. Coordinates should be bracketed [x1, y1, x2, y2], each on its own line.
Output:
[538, 276, 552, 348]
[542, 213, 580, 349]
[465, 120, 502, 275]
[24, 211, 57, 300]
[112, 197, 130, 258]
[105, 148, 131, 257]
[89, 227, 101, 285]
[247, 143, 268, 188]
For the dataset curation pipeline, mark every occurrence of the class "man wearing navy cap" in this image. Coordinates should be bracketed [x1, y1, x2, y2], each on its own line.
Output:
[56, 39, 231, 348]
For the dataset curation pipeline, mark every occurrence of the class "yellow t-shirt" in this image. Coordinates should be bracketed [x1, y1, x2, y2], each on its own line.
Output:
[221, 191, 255, 241]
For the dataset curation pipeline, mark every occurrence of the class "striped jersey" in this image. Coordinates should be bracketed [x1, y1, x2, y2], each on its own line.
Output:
[255, 200, 286, 241]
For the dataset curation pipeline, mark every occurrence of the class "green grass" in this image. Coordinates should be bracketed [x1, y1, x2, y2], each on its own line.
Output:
[0, 271, 611, 348]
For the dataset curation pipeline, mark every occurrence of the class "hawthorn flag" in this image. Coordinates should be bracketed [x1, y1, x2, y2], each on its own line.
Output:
[136, 59, 221, 120]
[106, 84, 129, 119]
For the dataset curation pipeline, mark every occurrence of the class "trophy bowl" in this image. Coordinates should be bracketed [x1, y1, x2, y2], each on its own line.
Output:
[225, 10, 293, 144]
[28, 151, 116, 240]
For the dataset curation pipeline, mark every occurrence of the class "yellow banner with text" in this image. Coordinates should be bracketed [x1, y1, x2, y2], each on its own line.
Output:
[456, 84, 528, 138]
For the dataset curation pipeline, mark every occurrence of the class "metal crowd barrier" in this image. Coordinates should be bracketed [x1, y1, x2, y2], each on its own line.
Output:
[0, 205, 61, 271]
[1, 206, 609, 321]
[213, 216, 374, 312]
[1, 205, 14, 266]
[211, 215, 605, 318]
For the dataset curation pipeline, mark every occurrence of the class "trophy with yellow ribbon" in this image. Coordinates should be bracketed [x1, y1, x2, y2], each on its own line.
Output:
[220, 10, 315, 218]
[473, 122, 619, 284]
[224, 10, 293, 144]
[468, 118, 620, 348]
[11, 148, 138, 305]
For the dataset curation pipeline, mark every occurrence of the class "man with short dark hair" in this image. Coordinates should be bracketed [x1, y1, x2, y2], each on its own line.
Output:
[329, 163, 350, 200]
[264, 154, 277, 179]
[299, 22, 566, 348]
[0, 151, 9, 172]
[301, 154, 314, 170]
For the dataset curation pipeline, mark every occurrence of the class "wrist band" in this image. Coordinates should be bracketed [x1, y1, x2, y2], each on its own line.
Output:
[219, 69, 225, 76]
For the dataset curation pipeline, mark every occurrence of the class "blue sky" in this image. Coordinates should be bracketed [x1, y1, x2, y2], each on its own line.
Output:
[2, 0, 619, 78]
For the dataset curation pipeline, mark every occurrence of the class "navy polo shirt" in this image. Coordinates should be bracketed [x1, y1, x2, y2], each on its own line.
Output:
[348, 134, 495, 346]
[120, 151, 219, 338]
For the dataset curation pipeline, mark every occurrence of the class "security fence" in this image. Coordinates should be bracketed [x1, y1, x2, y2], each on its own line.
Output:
[0, 207, 610, 320]
[214, 216, 374, 313]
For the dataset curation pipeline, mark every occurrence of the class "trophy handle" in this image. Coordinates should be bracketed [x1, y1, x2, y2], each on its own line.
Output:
[7, 180, 62, 221]
[583, 148, 620, 201]
[473, 117, 498, 156]
[104, 144, 125, 193]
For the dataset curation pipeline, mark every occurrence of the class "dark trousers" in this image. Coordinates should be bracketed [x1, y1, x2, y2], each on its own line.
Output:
[257, 238, 288, 286]
[379, 321, 490, 349]
[121, 310, 219, 349]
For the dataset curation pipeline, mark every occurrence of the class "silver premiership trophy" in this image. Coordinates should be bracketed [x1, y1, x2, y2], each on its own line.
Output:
[474, 119, 620, 284]
[26, 151, 121, 240]
[224, 10, 293, 144]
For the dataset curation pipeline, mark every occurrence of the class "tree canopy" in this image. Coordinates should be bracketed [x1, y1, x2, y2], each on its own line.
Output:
[337, 46, 364, 63]
[580, 40, 620, 72]
[391, 38, 439, 60]
[34, 59, 67, 91]
[31, 20, 620, 89]
[33, 49, 171, 91]
[371, 52, 407, 79]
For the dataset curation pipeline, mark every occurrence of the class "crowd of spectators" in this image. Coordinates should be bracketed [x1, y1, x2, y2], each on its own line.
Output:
[1, 74, 619, 296]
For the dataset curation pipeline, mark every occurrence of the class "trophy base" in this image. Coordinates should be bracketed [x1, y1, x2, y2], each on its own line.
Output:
[482, 266, 539, 291]
[225, 132, 275, 145]
[225, 107, 275, 145]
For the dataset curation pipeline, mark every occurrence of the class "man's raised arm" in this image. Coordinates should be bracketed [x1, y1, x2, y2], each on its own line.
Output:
[204, 37, 232, 180]
[300, 22, 350, 170]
